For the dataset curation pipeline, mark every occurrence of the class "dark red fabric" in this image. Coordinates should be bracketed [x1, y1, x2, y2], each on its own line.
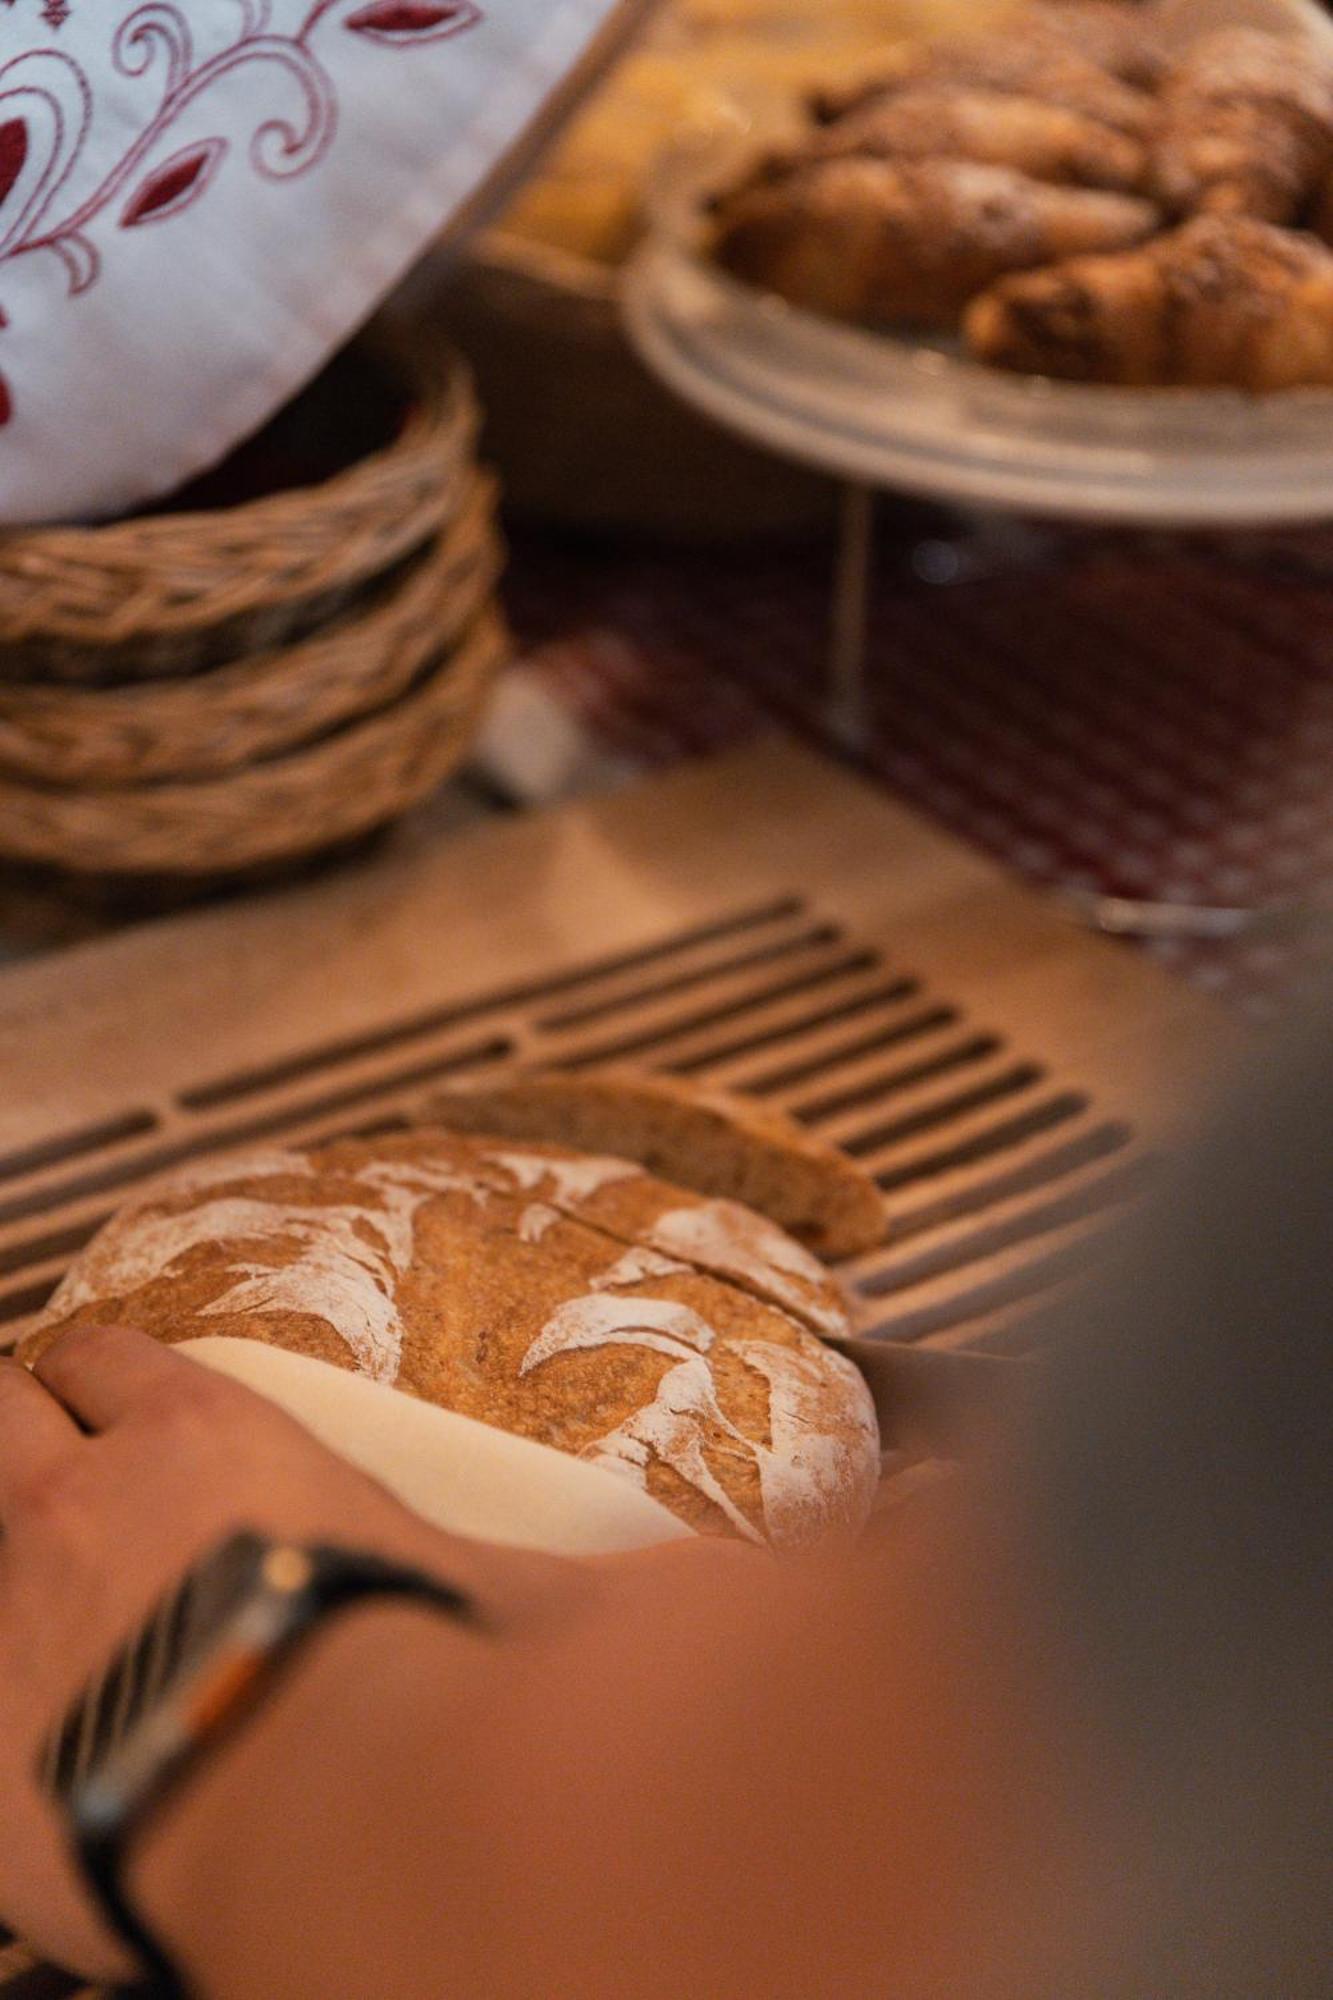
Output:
[506, 520, 1333, 1019]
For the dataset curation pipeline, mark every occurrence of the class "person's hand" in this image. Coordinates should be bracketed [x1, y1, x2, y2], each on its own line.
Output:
[0, 1324, 569, 1980]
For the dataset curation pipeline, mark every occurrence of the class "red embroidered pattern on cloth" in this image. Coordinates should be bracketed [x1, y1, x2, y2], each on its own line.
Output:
[504, 524, 1333, 1021]
[0, 3, 74, 25]
[0, 0, 482, 425]
[2, 5, 74, 24]
[1, 6, 75, 25]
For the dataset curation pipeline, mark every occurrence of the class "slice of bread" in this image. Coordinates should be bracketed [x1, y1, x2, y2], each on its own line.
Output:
[415, 1068, 885, 1261]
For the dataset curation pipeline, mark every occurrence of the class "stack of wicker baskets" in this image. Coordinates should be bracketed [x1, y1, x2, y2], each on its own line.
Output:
[0, 340, 508, 881]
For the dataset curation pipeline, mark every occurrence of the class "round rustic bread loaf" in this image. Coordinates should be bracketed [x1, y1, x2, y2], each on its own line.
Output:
[24, 1133, 880, 1549]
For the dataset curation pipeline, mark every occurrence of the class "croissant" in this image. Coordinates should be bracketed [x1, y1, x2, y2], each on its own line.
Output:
[811, 33, 1152, 138]
[964, 214, 1333, 388]
[809, 85, 1146, 191]
[1310, 166, 1333, 246]
[710, 156, 1160, 329]
[1150, 28, 1333, 223]
[1029, 2, 1170, 89]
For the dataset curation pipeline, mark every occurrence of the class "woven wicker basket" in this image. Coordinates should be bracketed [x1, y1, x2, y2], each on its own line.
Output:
[0, 604, 510, 877]
[0, 330, 510, 882]
[0, 342, 480, 683]
[0, 477, 502, 786]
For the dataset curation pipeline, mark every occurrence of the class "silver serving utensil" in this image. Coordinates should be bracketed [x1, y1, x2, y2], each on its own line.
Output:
[1058, 891, 1333, 944]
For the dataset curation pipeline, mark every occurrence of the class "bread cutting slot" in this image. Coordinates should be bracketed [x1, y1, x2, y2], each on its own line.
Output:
[858, 1231, 1101, 1347]
[856, 1155, 1151, 1299]
[559, 952, 886, 1068]
[0, 1038, 513, 1232]
[301, 1113, 416, 1146]
[195, 1038, 517, 1138]
[537, 923, 844, 1031]
[658, 978, 922, 1077]
[0, 1218, 109, 1281]
[179, 897, 806, 1110]
[881, 1121, 1137, 1241]
[844, 1063, 1047, 1156]
[875, 1092, 1091, 1192]
[0, 1111, 158, 1185]
[733, 1006, 958, 1096]
[0, 1279, 62, 1328]
[790, 1034, 1004, 1124]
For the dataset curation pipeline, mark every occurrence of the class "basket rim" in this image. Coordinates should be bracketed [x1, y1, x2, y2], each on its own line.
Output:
[0, 480, 504, 786]
[6, 337, 472, 548]
[0, 340, 479, 648]
[0, 606, 509, 876]
[474, 226, 619, 304]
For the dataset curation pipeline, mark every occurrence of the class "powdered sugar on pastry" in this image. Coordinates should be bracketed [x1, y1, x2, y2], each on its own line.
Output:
[647, 1202, 850, 1339]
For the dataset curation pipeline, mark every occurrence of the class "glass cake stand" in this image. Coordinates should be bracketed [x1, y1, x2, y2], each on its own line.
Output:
[624, 233, 1333, 527]
[625, 113, 1333, 530]
[621, 123, 1333, 939]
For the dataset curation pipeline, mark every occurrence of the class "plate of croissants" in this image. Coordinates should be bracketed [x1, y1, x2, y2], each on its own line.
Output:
[623, 0, 1333, 522]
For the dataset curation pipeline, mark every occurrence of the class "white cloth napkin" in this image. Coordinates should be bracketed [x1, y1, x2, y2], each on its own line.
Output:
[0, 0, 642, 523]
[182, 1336, 692, 1555]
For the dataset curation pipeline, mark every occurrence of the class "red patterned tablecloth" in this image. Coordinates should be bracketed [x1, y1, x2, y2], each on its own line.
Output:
[505, 518, 1333, 1019]
[0, 508, 1327, 1021]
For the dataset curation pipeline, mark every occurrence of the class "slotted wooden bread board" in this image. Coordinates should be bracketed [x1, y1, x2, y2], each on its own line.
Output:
[0, 738, 1236, 1360]
[0, 737, 1241, 1996]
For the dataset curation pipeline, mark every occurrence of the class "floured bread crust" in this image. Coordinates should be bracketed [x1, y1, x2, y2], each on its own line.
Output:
[420, 1067, 886, 1261]
[23, 1134, 880, 1549]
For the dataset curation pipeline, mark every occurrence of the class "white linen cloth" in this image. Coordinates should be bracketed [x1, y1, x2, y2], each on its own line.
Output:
[0, 0, 639, 523]
[183, 1336, 693, 1554]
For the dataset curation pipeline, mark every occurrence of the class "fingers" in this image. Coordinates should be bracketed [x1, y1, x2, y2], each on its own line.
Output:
[0, 1360, 81, 1520]
[32, 1324, 206, 1433]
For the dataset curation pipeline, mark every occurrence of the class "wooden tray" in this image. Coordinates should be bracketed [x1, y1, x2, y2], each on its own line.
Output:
[0, 736, 1236, 1363]
[0, 735, 1240, 1996]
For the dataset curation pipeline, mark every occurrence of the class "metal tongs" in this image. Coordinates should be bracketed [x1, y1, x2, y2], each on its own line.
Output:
[1058, 891, 1333, 943]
